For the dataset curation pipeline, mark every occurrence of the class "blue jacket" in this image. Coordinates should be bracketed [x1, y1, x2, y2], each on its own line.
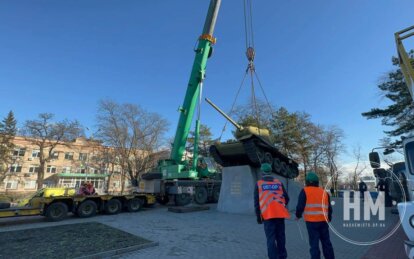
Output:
[254, 175, 289, 219]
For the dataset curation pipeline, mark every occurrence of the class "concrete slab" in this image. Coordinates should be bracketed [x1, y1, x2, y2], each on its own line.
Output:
[217, 165, 257, 215]
[217, 165, 303, 215]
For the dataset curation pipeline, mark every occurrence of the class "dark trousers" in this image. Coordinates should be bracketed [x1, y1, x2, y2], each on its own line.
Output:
[360, 191, 366, 201]
[306, 222, 335, 259]
[263, 218, 287, 259]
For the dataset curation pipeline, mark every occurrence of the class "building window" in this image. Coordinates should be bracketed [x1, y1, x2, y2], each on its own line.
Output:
[62, 166, 71, 173]
[79, 153, 88, 161]
[51, 152, 59, 159]
[5, 181, 18, 189]
[29, 165, 40, 173]
[13, 148, 25, 157]
[78, 168, 86, 174]
[10, 164, 22, 173]
[24, 180, 36, 189]
[64, 152, 74, 160]
[112, 181, 120, 188]
[31, 150, 40, 158]
[47, 166, 57, 173]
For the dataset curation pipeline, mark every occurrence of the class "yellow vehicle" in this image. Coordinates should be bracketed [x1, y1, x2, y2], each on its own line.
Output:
[17, 188, 76, 207]
[0, 187, 156, 221]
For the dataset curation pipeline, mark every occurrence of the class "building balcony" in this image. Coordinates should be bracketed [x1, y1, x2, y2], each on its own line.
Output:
[57, 172, 109, 178]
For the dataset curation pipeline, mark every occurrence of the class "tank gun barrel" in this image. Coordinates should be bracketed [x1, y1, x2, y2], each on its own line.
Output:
[205, 98, 243, 130]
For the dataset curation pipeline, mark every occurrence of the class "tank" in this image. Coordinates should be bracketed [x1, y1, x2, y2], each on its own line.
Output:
[206, 98, 299, 179]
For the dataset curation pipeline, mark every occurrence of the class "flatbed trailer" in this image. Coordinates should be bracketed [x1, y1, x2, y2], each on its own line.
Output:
[0, 189, 156, 221]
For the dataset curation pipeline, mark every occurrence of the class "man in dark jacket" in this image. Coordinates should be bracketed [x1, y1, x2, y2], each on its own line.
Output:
[296, 172, 334, 259]
[359, 179, 368, 201]
[254, 163, 290, 259]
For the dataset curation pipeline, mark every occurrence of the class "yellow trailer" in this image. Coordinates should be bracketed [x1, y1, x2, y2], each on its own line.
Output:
[0, 188, 156, 221]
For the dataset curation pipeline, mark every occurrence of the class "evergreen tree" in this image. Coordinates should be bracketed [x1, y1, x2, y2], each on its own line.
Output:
[362, 53, 414, 147]
[0, 111, 17, 181]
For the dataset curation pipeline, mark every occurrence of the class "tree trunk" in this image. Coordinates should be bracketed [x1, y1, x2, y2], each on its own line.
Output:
[37, 166, 45, 190]
[120, 170, 125, 195]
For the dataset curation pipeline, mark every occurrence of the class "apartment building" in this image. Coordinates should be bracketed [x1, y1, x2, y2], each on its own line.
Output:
[1, 136, 131, 196]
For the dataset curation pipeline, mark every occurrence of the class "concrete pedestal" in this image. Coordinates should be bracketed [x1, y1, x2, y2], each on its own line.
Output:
[217, 165, 303, 215]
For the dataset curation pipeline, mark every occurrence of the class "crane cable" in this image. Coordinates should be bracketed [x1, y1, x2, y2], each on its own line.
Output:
[218, 0, 277, 141]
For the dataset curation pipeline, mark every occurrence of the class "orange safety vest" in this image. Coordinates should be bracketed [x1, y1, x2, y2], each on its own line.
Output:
[258, 178, 290, 220]
[303, 186, 329, 222]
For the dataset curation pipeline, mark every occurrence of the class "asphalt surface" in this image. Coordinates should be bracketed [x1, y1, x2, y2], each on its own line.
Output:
[0, 198, 407, 259]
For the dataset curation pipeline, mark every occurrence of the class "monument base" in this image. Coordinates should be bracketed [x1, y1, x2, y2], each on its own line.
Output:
[217, 165, 302, 215]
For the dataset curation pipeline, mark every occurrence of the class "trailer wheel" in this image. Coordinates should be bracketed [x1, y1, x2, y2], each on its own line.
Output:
[104, 199, 122, 215]
[194, 187, 208, 205]
[127, 198, 142, 212]
[77, 200, 97, 218]
[212, 187, 220, 203]
[174, 194, 191, 206]
[0, 202, 10, 209]
[45, 202, 68, 222]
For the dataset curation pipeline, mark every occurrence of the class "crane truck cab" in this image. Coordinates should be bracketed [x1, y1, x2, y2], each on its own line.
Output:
[399, 137, 414, 258]
[370, 137, 414, 258]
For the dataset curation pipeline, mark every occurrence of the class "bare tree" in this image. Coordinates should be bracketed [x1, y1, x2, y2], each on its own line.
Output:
[96, 100, 168, 193]
[323, 126, 345, 194]
[350, 144, 367, 190]
[22, 113, 83, 189]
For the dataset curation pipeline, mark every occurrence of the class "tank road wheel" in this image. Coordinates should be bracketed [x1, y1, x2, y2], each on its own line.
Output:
[104, 199, 122, 215]
[194, 187, 208, 205]
[156, 195, 170, 205]
[174, 194, 191, 206]
[263, 152, 273, 164]
[127, 198, 143, 212]
[272, 158, 282, 173]
[212, 187, 220, 203]
[280, 162, 289, 178]
[77, 200, 97, 218]
[45, 202, 68, 222]
[287, 165, 299, 179]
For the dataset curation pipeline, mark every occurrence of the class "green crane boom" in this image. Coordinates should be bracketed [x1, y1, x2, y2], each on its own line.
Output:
[162, 0, 221, 179]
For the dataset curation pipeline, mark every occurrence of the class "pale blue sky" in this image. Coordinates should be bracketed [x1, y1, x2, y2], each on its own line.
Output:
[1, 0, 414, 162]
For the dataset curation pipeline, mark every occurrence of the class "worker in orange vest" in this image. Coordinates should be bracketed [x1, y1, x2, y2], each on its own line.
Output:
[254, 163, 290, 259]
[295, 172, 335, 259]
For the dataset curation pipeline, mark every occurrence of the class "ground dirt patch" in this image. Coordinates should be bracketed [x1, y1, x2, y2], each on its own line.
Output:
[0, 222, 157, 258]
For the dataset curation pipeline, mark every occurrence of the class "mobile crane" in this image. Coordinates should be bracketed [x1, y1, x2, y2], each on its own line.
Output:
[137, 0, 222, 206]
[369, 25, 414, 258]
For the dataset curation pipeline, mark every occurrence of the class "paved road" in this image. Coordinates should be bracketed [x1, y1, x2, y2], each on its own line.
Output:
[0, 198, 406, 259]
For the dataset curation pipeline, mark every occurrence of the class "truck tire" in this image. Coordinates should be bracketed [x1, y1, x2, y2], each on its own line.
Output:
[0, 202, 10, 209]
[194, 187, 208, 205]
[77, 200, 97, 218]
[45, 202, 68, 222]
[127, 198, 142, 212]
[174, 194, 191, 206]
[104, 199, 122, 215]
[156, 195, 169, 205]
[212, 187, 220, 203]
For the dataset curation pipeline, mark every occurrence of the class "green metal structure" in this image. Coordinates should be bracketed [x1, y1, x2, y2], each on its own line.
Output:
[157, 0, 221, 180]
